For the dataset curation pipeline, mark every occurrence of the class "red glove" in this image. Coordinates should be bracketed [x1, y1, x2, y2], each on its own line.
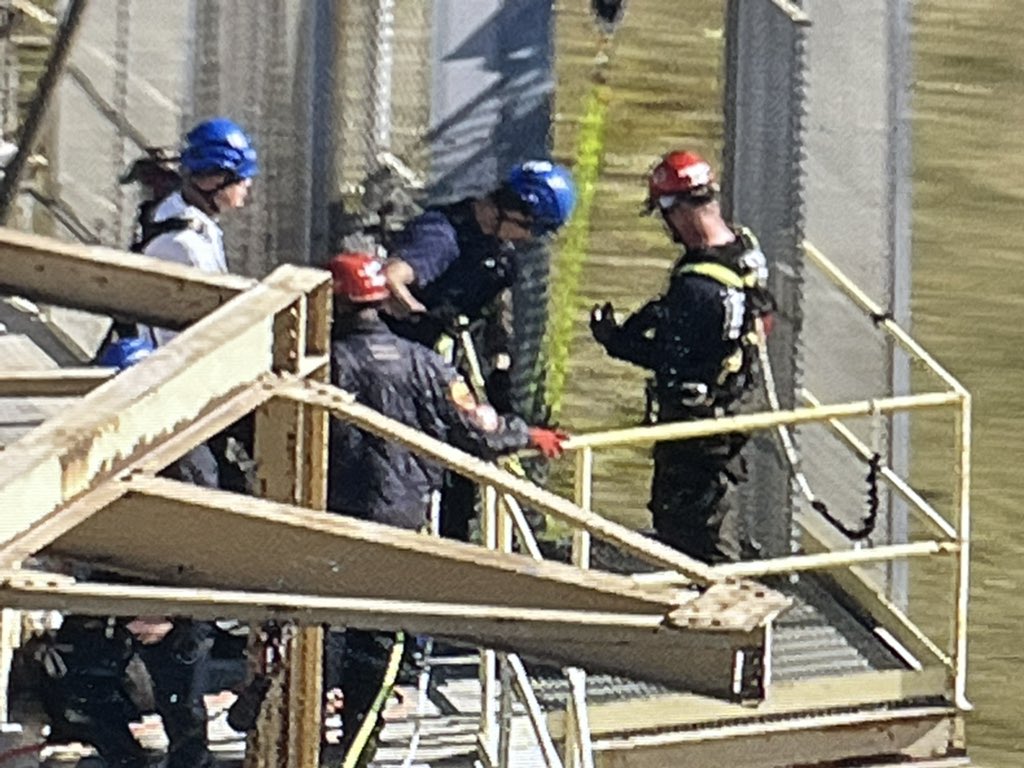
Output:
[528, 427, 569, 459]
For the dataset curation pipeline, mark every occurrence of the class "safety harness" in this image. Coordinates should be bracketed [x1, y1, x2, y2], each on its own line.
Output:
[656, 227, 774, 415]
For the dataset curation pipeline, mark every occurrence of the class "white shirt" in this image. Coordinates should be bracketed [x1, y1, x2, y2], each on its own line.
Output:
[142, 191, 226, 345]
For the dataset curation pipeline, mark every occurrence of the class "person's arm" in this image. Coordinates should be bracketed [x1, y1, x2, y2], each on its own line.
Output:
[590, 298, 665, 370]
[383, 212, 460, 317]
[383, 257, 427, 317]
[425, 357, 566, 460]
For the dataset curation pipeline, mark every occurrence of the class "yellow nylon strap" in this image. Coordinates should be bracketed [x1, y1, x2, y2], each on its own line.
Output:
[676, 261, 745, 289]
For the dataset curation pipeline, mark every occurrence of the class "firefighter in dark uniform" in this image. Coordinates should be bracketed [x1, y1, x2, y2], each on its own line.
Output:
[326, 252, 567, 768]
[40, 340, 217, 768]
[589, 151, 773, 564]
[383, 160, 576, 355]
[382, 161, 576, 539]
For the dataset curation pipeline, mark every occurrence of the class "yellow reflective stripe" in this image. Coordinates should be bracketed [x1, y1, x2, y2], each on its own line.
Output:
[677, 262, 745, 289]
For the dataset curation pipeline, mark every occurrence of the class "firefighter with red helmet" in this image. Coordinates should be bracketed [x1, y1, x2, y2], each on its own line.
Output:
[589, 151, 774, 564]
[325, 252, 567, 767]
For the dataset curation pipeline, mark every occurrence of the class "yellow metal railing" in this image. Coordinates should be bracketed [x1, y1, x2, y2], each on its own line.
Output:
[537, 240, 972, 712]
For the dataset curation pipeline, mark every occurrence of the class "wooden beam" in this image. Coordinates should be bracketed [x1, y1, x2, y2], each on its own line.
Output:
[275, 378, 720, 586]
[0, 368, 113, 396]
[0, 570, 769, 700]
[48, 476, 698, 615]
[0, 227, 254, 327]
[0, 283, 303, 558]
[43, 476, 788, 698]
[0, 383, 273, 566]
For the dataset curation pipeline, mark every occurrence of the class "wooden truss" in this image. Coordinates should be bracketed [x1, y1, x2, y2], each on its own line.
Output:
[0, 227, 791, 765]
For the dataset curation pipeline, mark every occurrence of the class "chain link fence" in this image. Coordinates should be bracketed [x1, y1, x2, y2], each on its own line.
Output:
[722, 0, 809, 559]
[724, 0, 913, 599]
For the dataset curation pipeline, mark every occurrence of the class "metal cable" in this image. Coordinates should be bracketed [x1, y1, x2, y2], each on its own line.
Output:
[759, 321, 881, 541]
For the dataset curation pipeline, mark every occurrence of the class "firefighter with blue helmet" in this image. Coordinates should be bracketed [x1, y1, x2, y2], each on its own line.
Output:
[139, 117, 257, 346]
[119, 118, 259, 494]
[589, 150, 774, 564]
[382, 160, 575, 540]
[383, 160, 576, 348]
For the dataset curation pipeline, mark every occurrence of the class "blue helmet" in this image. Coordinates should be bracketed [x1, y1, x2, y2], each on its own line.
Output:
[503, 161, 576, 234]
[97, 337, 155, 370]
[180, 118, 259, 180]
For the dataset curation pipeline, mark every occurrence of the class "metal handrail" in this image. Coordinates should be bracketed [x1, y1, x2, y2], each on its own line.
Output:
[551, 239, 972, 713]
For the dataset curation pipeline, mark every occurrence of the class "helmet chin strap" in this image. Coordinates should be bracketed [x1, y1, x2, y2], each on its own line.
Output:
[183, 173, 241, 216]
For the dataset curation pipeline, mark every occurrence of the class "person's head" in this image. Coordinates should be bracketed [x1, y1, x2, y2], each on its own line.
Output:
[485, 161, 576, 243]
[329, 251, 389, 314]
[645, 151, 728, 247]
[179, 118, 258, 215]
[97, 337, 155, 370]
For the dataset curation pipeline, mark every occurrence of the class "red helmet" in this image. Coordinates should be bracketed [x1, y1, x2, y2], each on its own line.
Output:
[328, 252, 389, 303]
[646, 151, 717, 212]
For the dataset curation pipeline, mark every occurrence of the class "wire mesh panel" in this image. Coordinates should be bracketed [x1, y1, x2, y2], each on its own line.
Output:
[189, 0, 323, 276]
[799, 0, 913, 601]
[47, 0, 191, 246]
[0, 0, 17, 137]
[721, 0, 809, 559]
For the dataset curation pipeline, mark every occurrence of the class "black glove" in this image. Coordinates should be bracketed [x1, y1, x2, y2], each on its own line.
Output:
[226, 675, 273, 733]
[589, 302, 619, 346]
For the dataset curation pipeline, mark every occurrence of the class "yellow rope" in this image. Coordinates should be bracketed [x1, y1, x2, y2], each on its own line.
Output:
[340, 631, 406, 768]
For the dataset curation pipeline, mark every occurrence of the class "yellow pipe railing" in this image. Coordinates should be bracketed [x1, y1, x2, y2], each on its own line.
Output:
[548, 239, 972, 713]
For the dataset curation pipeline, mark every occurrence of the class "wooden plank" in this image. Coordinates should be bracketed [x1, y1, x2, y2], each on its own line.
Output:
[0, 284, 301, 558]
[0, 383, 273, 566]
[0, 335, 70, 447]
[0, 227, 255, 328]
[0, 368, 113, 396]
[49, 476, 696, 615]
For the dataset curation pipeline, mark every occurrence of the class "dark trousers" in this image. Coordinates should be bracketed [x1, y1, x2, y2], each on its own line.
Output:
[43, 674, 148, 768]
[338, 629, 404, 768]
[137, 623, 214, 768]
[44, 621, 213, 768]
[649, 436, 751, 564]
